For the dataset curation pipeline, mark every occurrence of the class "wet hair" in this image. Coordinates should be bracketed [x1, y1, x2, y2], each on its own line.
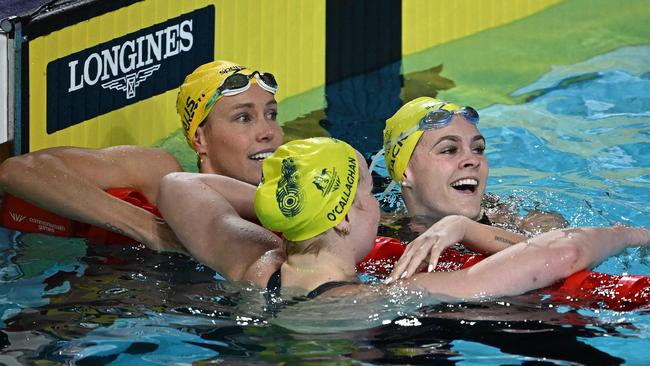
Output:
[285, 234, 328, 255]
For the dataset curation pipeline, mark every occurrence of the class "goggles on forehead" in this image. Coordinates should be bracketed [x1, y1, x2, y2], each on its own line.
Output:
[205, 70, 278, 111]
[385, 104, 479, 150]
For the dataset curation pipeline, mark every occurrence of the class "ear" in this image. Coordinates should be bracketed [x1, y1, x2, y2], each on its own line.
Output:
[193, 126, 208, 155]
[334, 213, 352, 236]
[400, 170, 412, 189]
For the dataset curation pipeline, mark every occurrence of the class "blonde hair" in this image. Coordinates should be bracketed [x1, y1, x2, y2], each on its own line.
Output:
[285, 234, 328, 256]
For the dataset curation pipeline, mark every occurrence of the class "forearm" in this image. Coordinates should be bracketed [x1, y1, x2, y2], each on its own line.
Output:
[2, 163, 163, 245]
[467, 226, 642, 296]
[455, 216, 527, 254]
[0, 146, 181, 247]
[191, 173, 257, 220]
[158, 172, 281, 278]
[410, 226, 649, 299]
[0, 153, 133, 223]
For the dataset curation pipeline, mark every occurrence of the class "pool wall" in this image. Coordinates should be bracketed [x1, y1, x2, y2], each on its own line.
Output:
[1, 0, 648, 158]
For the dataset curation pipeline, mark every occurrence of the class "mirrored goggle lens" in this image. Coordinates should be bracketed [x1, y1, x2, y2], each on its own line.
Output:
[460, 106, 479, 123]
[256, 72, 278, 92]
[419, 109, 453, 129]
[218, 73, 250, 94]
[419, 107, 479, 130]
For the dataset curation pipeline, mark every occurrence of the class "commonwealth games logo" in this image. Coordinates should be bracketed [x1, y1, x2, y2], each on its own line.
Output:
[276, 157, 304, 217]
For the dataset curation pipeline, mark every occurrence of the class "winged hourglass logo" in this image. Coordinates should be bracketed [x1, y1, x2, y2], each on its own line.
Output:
[101, 64, 161, 99]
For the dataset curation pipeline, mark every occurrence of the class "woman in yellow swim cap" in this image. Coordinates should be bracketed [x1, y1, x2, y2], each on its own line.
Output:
[382, 96, 567, 235]
[177, 59, 283, 186]
[0, 59, 283, 252]
[158, 137, 650, 299]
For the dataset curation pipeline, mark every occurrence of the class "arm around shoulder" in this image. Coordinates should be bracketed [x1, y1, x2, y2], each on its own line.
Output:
[387, 215, 527, 281]
[158, 172, 283, 283]
[402, 225, 650, 299]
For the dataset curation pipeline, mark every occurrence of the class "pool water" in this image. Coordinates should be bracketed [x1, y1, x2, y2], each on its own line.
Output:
[1, 46, 649, 365]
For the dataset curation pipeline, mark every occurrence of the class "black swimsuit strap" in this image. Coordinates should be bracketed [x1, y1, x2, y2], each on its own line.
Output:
[305, 281, 355, 299]
[266, 268, 354, 299]
[478, 212, 493, 226]
[266, 269, 282, 296]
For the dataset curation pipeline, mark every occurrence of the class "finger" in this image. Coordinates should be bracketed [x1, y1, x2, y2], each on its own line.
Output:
[386, 234, 437, 283]
[388, 255, 418, 282]
[387, 237, 429, 283]
[404, 244, 429, 278]
[400, 235, 439, 279]
[427, 248, 443, 273]
[386, 246, 415, 283]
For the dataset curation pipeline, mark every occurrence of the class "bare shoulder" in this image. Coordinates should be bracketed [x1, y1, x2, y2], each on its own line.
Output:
[518, 209, 568, 234]
[94, 146, 183, 185]
[243, 246, 286, 288]
[100, 146, 182, 170]
[40, 145, 183, 201]
[10, 145, 181, 173]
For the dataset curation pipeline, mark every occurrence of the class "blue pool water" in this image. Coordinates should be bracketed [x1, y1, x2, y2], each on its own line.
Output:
[0, 45, 649, 365]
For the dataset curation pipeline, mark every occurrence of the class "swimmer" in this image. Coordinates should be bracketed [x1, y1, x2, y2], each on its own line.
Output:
[157, 137, 650, 299]
[381, 97, 568, 235]
[0, 60, 282, 251]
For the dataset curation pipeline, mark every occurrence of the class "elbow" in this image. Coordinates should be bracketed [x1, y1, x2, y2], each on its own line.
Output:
[555, 243, 584, 278]
[158, 172, 200, 217]
[0, 156, 29, 191]
[0, 152, 60, 191]
[158, 172, 186, 206]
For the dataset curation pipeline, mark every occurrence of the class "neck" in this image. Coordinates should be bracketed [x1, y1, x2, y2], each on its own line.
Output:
[283, 248, 358, 291]
[407, 215, 438, 234]
[403, 194, 484, 229]
[403, 192, 442, 223]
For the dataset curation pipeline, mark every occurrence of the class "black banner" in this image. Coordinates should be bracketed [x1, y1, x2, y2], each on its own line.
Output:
[46, 5, 214, 134]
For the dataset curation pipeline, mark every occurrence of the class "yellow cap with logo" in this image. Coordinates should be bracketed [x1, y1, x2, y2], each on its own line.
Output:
[254, 137, 359, 241]
[176, 60, 249, 147]
[383, 97, 460, 182]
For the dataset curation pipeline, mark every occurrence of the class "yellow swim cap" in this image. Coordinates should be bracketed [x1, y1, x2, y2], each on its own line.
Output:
[254, 137, 360, 241]
[383, 97, 460, 182]
[176, 60, 249, 147]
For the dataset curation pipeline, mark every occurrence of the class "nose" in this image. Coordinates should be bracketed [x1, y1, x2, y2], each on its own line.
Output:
[256, 118, 279, 143]
[459, 149, 481, 169]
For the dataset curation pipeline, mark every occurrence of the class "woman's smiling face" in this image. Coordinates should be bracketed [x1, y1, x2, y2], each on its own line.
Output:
[194, 84, 283, 185]
[403, 115, 488, 221]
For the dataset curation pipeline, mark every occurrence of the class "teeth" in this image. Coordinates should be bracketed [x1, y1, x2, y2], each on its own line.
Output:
[451, 179, 478, 187]
[249, 152, 272, 160]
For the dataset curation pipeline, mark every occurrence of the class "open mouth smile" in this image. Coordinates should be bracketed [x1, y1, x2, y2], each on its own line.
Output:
[249, 151, 274, 161]
[451, 178, 478, 193]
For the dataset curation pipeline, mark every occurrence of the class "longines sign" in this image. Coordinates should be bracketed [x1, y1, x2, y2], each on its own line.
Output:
[46, 6, 214, 134]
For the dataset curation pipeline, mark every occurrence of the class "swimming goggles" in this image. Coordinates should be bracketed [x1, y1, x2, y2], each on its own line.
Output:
[205, 71, 278, 111]
[385, 104, 479, 150]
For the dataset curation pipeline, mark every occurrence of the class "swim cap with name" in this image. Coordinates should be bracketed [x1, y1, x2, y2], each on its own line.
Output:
[254, 137, 359, 242]
[177, 60, 249, 147]
[383, 97, 460, 182]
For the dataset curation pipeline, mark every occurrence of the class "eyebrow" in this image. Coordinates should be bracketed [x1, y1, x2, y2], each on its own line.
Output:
[230, 102, 255, 111]
[432, 134, 485, 148]
[231, 100, 277, 111]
